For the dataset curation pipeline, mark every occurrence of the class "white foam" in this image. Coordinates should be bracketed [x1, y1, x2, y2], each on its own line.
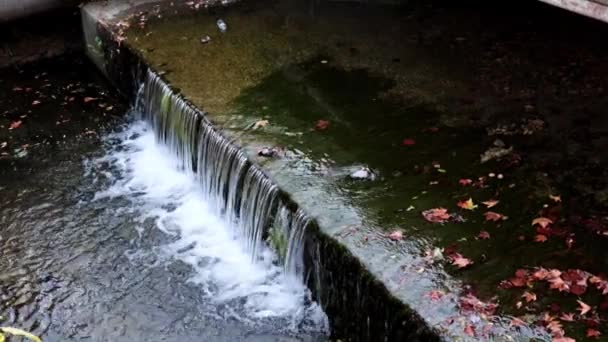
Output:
[89, 121, 328, 332]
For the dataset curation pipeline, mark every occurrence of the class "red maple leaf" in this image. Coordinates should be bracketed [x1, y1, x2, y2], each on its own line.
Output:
[522, 291, 537, 303]
[577, 300, 592, 315]
[484, 211, 505, 222]
[314, 120, 330, 130]
[401, 138, 416, 146]
[9, 120, 22, 130]
[458, 178, 473, 186]
[450, 253, 473, 269]
[477, 231, 490, 239]
[388, 230, 403, 241]
[422, 208, 451, 223]
[587, 329, 601, 338]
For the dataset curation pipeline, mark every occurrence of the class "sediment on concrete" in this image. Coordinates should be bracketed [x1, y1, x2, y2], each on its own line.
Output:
[81, 3, 440, 341]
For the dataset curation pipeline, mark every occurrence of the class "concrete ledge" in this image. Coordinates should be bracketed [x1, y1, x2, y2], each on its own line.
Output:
[538, 0, 608, 22]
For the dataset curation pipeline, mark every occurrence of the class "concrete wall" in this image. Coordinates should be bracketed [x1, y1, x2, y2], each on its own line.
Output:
[537, 0, 608, 22]
[0, 0, 68, 22]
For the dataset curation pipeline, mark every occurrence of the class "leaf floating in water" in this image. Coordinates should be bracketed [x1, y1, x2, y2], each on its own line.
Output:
[388, 230, 403, 241]
[532, 217, 553, 228]
[0, 327, 41, 342]
[482, 199, 499, 208]
[8, 121, 22, 130]
[458, 178, 473, 186]
[477, 231, 490, 239]
[422, 208, 451, 223]
[457, 198, 477, 210]
[549, 194, 562, 203]
[401, 138, 416, 146]
[450, 253, 473, 269]
[314, 119, 330, 130]
[484, 211, 506, 222]
[577, 300, 591, 315]
[252, 120, 269, 130]
[83, 97, 98, 103]
[534, 234, 548, 243]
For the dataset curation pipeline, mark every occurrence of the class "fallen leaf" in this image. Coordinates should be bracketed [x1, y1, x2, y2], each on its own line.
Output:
[252, 120, 269, 130]
[482, 199, 499, 208]
[549, 194, 562, 203]
[560, 313, 575, 322]
[532, 217, 553, 229]
[549, 276, 569, 292]
[535, 234, 548, 242]
[401, 138, 416, 146]
[422, 208, 451, 223]
[451, 253, 473, 269]
[32, 100, 41, 105]
[388, 230, 403, 241]
[522, 291, 537, 303]
[577, 300, 591, 315]
[84, 97, 97, 103]
[426, 290, 444, 301]
[553, 337, 575, 342]
[457, 198, 477, 210]
[463, 324, 476, 337]
[459, 178, 473, 186]
[484, 211, 506, 222]
[8, 121, 22, 130]
[587, 329, 601, 338]
[477, 231, 490, 239]
[314, 119, 330, 130]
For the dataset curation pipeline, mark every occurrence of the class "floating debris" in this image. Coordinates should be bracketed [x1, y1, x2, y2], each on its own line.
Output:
[257, 147, 283, 158]
[216, 19, 227, 33]
[349, 167, 377, 181]
[480, 146, 513, 163]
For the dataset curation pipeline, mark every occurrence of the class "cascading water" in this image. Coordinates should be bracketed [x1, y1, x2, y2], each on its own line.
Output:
[138, 69, 311, 273]
[93, 68, 328, 332]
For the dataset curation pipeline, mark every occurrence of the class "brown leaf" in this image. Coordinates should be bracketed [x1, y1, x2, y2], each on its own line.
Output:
[84, 97, 98, 103]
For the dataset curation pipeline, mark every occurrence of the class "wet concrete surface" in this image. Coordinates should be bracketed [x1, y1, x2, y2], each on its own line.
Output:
[105, 0, 608, 340]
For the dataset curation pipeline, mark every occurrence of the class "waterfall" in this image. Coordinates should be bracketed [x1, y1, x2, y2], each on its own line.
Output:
[137, 69, 311, 277]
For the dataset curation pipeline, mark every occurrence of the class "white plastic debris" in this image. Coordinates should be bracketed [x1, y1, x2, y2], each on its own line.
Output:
[216, 19, 227, 33]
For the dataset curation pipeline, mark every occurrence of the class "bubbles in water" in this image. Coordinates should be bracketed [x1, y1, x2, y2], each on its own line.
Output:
[89, 120, 328, 334]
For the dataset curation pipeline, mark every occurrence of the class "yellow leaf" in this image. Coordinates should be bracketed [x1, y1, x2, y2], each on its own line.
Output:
[0, 327, 41, 342]
[457, 198, 477, 210]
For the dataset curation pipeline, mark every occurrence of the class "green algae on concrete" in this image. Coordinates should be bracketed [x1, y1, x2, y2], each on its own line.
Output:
[85, 0, 608, 340]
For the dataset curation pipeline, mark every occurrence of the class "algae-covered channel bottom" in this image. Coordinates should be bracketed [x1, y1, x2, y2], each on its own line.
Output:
[0, 56, 329, 341]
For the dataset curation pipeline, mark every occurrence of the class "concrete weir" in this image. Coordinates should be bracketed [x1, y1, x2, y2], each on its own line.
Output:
[80, 1, 555, 341]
